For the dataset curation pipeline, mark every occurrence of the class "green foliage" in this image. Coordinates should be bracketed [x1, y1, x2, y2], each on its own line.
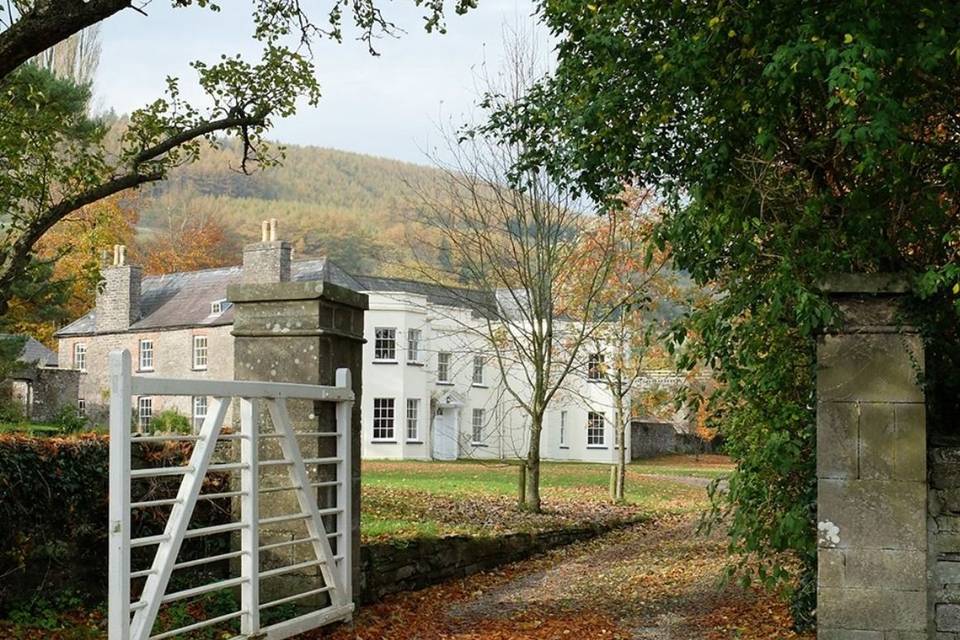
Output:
[0, 434, 231, 612]
[6, 590, 85, 631]
[148, 408, 192, 435]
[487, 0, 960, 625]
[0, 434, 110, 611]
[0, 334, 26, 382]
[0, 398, 24, 424]
[52, 405, 87, 435]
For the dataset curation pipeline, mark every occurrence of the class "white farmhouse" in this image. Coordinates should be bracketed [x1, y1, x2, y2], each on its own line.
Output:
[55, 230, 694, 462]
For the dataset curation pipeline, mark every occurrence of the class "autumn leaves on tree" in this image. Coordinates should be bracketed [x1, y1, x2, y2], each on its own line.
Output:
[0, 0, 477, 315]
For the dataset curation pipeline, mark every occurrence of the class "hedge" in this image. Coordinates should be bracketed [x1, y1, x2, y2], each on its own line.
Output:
[0, 433, 231, 613]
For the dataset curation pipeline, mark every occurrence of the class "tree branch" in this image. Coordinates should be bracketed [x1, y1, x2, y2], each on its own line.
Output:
[0, 170, 161, 313]
[0, 0, 132, 80]
[133, 113, 266, 166]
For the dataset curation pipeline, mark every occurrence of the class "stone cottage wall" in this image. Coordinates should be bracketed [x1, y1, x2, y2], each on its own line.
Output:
[58, 324, 235, 426]
[30, 368, 80, 422]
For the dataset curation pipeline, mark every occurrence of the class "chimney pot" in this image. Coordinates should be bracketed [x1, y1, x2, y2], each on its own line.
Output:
[243, 221, 291, 284]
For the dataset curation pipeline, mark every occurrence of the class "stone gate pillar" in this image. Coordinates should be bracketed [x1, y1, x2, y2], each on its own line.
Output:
[816, 274, 927, 638]
[228, 275, 367, 604]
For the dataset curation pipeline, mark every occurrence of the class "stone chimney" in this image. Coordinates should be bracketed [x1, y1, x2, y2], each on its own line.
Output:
[242, 218, 291, 284]
[96, 244, 142, 333]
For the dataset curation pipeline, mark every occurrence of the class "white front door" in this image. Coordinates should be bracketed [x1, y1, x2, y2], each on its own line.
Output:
[432, 408, 458, 460]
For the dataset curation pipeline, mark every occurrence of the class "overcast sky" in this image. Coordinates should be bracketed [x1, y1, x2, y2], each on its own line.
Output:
[93, 0, 541, 165]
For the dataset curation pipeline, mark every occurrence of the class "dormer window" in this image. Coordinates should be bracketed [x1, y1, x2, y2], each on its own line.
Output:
[210, 299, 231, 315]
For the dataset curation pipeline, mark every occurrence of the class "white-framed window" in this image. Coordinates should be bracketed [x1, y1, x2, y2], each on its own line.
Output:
[559, 410, 567, 447]
[192, 335, 208, 370]
[374, 327, 397, 361]
[587, 411, 606, 446]
[437, 352, 451, 383]
[138, 397, 153, 431]
[139, 338, 154, 371]
[77, 398, 86, 416]
[73, 342, 86, 372]
[587, 353, 604, 381]
[407, 328, 422, 363]
[406, 398, 420, 441]
[210, 299, 231, 315]
[472, 356, 485, 385]
[472, 408, 485, 444]
[192, 396, 208, 431]
[373, 398, 395, 440]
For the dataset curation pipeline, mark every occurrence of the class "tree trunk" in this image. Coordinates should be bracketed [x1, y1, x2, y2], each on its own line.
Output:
[523, 413, 543, 512]
[614, 399, 627, 502]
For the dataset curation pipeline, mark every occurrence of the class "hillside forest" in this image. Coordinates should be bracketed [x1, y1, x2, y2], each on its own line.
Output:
[7, 137, 457, 345]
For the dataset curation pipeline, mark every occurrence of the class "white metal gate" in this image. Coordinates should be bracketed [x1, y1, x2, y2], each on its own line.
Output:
[108, 349, 354, 640]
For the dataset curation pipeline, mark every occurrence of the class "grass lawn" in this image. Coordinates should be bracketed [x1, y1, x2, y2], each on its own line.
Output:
[0, 421, 63, 435]
[361, 454, 732, 542]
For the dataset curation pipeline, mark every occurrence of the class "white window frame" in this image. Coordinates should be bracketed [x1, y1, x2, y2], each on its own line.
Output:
[192, 335, 208, 370]
[73, 342, 87, 372]
[559, 410, 567, 447]
[587, 353, 604, 381]
[587, 411, 606, 447]
[374, 327, 397, 362]
[406, 398, 420, 441]
[437, 352, 451, 383]
[406, 328, 422, 363]
[138, 397, 153, 431]
[210, 299, 231, 315]
[77, 398, 86, 416]
[138, 339, 154, 371]
[471, 408, 485, 444]
[472, 356, 485, 386]
[372, 398, 396, 441]
[192, 396, 208, 432]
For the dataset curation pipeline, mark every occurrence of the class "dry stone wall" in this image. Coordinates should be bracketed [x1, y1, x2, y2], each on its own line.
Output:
[358, 520, 642, 604]
[930, 445, 960, 637]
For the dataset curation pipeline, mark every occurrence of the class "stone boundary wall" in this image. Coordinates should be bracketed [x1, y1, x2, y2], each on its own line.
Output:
[930, 445, 960, 636]
[357, 518, 644, 604]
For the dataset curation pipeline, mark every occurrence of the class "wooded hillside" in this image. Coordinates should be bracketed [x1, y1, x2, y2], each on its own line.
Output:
[136, 140, 444, 276]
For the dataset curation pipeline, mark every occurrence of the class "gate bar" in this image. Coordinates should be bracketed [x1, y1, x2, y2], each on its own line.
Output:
[108, 350, 133, 640]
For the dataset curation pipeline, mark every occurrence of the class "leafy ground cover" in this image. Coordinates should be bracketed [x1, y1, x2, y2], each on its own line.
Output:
[321, 514, 812, 640]
[360, 456, 730, 542]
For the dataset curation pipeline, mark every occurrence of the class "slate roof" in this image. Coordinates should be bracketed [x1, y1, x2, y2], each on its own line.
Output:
[0, 334, 58, 367]
[54, 258, 488, 337]
[56, 258, 367, 337]
[354, 275, 495, 316]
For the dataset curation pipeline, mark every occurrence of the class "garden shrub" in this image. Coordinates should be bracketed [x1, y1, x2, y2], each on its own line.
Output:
[0, 397, 24, 424]
[149, 409, 192, 435]
[52, 405, 87, 434]
[0, 433, 232, 614]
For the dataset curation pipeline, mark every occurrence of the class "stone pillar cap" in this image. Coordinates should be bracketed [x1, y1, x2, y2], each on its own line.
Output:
[819, 273, 911, 295]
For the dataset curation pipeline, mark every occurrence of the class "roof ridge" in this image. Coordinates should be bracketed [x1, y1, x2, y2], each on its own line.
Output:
[141, 256, 335, 282]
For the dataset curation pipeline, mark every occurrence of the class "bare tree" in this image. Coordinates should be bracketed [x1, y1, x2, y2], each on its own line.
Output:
[408, 26, 650, 512]
[33, 24, 101, 85]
